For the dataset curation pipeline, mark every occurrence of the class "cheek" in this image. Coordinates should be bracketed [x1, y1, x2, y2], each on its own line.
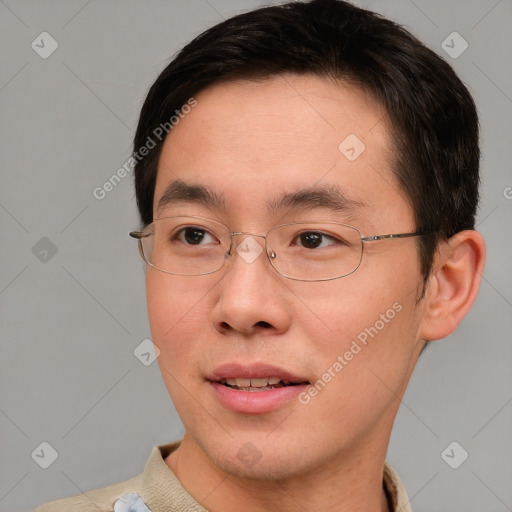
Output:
[146, 272, 216, 414]
[146, 271, 213, 362]
[297, 248, 422, 379]
[294, 290, 420, 443]
[295, 273, 411, 351]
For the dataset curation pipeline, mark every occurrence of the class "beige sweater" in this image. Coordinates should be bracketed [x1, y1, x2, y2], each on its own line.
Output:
[34, 441, 412, 511]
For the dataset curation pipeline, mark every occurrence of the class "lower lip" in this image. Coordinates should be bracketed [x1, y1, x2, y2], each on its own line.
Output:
[209, 381, 308, 414]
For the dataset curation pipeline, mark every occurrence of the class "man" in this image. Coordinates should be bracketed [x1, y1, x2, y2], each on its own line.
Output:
[36, 0, 485, 510]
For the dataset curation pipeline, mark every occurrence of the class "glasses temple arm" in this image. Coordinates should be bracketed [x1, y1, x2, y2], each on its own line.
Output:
[361, 231, 431, 242]
[129, 231, 152, 239]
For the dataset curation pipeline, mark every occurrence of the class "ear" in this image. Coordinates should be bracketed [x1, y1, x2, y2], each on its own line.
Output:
[419, 230, 486, 341]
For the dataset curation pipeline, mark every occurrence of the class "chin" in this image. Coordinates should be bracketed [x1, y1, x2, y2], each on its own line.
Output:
[213, 450, 304, 481]
[194, 431, 321, 482]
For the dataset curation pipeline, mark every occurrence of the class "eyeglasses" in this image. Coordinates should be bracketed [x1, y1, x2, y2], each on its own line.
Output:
[129, 215, 427, 282]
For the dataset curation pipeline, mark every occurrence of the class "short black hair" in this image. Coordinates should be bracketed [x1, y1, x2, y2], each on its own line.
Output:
[133, 0, 480, 284]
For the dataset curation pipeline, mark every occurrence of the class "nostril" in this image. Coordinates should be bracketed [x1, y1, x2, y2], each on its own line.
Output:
[257, 321, 272, 328]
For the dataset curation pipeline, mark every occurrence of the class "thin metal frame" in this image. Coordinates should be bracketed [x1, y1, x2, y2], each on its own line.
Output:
[129, 216, 429, 281]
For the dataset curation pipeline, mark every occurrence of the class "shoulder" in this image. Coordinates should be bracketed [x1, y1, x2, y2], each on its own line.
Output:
[33, 474, 143, 512]
[33, 442, 184, 512]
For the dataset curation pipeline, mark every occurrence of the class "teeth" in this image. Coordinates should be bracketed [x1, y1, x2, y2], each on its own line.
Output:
[220, 376, 288, 388]
[250, 378, 269, 387]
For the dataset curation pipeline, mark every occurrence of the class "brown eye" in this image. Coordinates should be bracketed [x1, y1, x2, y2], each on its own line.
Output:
[300, 232, 322, 248]
[294, 231, 341, 249]
[174, 227, 218, 245]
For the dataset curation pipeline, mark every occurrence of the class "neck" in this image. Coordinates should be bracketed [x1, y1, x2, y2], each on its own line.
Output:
[166, 433, 392, 512]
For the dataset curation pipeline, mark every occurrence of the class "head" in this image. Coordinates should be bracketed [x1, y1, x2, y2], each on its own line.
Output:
[131, 0, 484, 482]
[134, 0, 480, 286]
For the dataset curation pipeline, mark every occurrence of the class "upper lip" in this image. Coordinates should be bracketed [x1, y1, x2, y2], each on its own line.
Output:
[208, 362, 309, 384]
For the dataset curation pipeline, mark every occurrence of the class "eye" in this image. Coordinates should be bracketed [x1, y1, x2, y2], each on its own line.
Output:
[173, 226, 219, 245]
[293, 231, 343, 249]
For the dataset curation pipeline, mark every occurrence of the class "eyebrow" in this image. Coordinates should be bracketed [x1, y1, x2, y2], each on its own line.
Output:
[267, 184, 368, 215]
[156, 179, 368, 216]
[157, 180, 226, 212]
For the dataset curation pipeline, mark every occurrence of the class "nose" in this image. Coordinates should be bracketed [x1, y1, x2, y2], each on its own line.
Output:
[210, 234, 292, 336]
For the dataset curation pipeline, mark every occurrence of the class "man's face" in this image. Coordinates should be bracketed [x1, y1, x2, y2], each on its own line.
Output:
[147, 75, 427, 479]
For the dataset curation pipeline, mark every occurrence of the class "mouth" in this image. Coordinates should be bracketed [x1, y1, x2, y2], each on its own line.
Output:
[207, 363, 311, 413]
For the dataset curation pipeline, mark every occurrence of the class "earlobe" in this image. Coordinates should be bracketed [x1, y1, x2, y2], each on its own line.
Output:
[419, 230, 486, 341]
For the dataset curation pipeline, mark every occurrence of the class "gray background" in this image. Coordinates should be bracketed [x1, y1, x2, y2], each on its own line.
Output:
[1, 0, 511, 511]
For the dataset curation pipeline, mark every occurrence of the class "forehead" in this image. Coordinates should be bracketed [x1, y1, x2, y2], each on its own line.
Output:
[154, 74, 413, 230]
